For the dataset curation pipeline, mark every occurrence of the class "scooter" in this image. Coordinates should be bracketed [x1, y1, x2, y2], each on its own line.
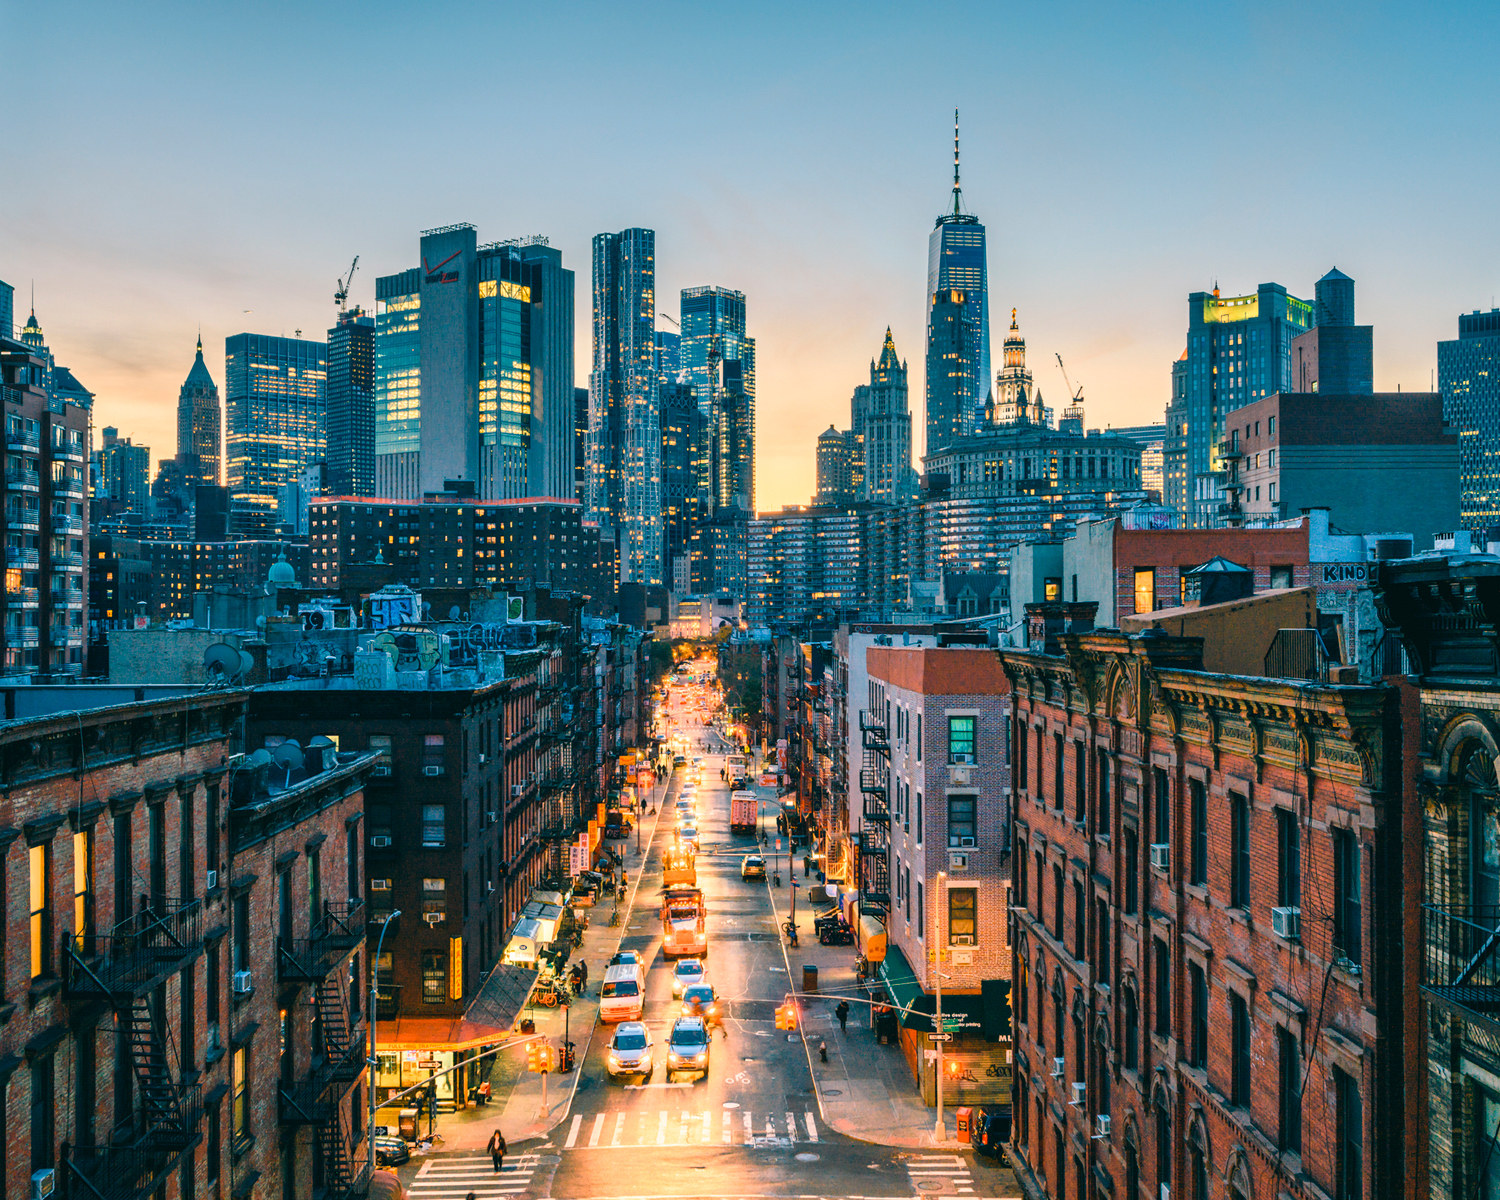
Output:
[819, 921, 855, 946]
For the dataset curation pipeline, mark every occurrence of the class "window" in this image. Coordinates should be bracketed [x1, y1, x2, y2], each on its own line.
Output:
[149, 801, 166, 907]
[1035, 851, 1045, 914]
[1188, 963, 1206, 1068]
[1073, 880, 1085, 960]
[1189, 779, 1207, 886]
[915, 793, 923, 846]
[1230, 992, 1250, 1106]
[948, 715, 975, 763]
[1122, 984, 1139, 1069]
[1153, 767, 1170, 847]
[1097, 749, 1110, 833]
[73, 829, 93, 953]
[1153, 937, 1170, 1038]
[1035, 727, 1044, 800]
[1190, 1139, 1207, 1200]
[1133, 568, 1155, 613]
[1096, 899, 1110, 979]
[1270, 564, 1292, 589]
[206, 781, 220, 883]
[1053, 865, 1065, 940]
[30, 1055, 53, 1171]
[916, 714, 921, 762]
[422, 877, 447, 920]
[1074, 742, 1086, 823]
[369, 733, 393, 767]
[947, 794, 976, 847]
[1053, 734, 1064, 807]
[422, 804, 447, 848]
[347, 826, 360, 903]
[1125, 1143, 1139, 1200]
[1278, 1025, 1302, 1153]
[1334, 829, 1362, 965]
[1231, 793, 1251, 908]
[207, 1100, 221, 1189]
[206, 942, 221, 1052]
[232, 1047, 249, 1138]
[307, 848, 322, 924]
[181, 960, 195, 1072]
[948, 887, 975, 944]
[112, 811, 131, 934]
[180, 787, 194, 899]
[1269, 415, 1276, 438]
[917, 881, 924, 937]
[370, 803, 392, 844]
[30, 842, 50, 978]
[1335, 1067, 1362, 1200]
[1123, 829, 1138, 915]
[1278, 808, 1301, 909]
[1016, 953, 1029, 1026]
[1016, 717, 1028, 790]
[422, 949, 446, 1003]
[1016, 839, 1028, 912]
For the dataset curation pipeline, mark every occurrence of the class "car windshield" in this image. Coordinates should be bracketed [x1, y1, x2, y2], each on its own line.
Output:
[746, 857, 763, 866]
[674, 1024, 708, 1046]
[602, 980, 638, 997]
[684, 986, 714, 1004]
[613, 1031, 647, 1050]
[675, 961, 701, 976]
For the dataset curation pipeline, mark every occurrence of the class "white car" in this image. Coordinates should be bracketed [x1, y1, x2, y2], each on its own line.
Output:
[672, 958, 706, 997]
[607, 1021, 654, 1081]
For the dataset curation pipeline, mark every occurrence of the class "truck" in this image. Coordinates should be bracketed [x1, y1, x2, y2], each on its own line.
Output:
[730, 790, 758, 834]
[662, 845, 697, 888]
[725, 754, 748, 787]
[661, 886, 707, 958]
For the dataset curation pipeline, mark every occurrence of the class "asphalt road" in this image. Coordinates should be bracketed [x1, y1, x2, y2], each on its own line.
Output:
[397, 682, 1017, 1199]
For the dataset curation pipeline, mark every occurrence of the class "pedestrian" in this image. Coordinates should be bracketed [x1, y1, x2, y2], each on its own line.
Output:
[819, 1040, 828, 1063]
[478, 1078, 492, 1105]
[488, 1128, 507, 1173]
[836, 1000, 850, 1034]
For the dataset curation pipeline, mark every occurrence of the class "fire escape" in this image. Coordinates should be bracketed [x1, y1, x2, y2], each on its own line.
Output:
[277, 900, 368, 1200]
[859, 709, 891, 916]
[63, 898, 205, 1200]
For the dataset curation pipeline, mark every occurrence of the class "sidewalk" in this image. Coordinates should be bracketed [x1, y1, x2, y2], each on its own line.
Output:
[767, 879, 965, 1150]
[389, 781, 673, 1152]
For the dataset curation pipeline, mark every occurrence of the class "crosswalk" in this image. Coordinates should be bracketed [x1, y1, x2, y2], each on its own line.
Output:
[407, 1153, 542, 1198]
[562, 1107, 819, 1149]
[904, 1154, 976, 1196]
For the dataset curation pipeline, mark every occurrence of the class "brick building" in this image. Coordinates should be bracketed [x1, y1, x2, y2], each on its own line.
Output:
[1001, 614, 1420, 1200]
[0, 690, 374, 1200]
[864, 644, 1015, 1104]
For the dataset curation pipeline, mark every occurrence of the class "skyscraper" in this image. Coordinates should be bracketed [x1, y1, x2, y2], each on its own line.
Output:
[0, 278, 13, 339]
[857, 329, 915, 504]
[225, 332, 326, 536]
[661, 380, 703, 590]
[325, 306, 375, 496]
[680, 286, 754, 420]
[1439, 306, 1500, 528]
[1165, 280, 1314, 527]
[176, 334, 221, 486]
[815, 425, 857, 504]
[373, 226, 575, 502]
[924, 113, 990, 453]
[987, 309, 1046, 427]
[589, 228, 660, 584]
[574, 385, 589, 502]
[96, 427, 151, 515]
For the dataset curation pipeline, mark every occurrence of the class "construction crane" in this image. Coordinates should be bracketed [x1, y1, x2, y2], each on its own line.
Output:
[335, 256, 359, 311]
[1056, 353, 1085, 423]
[658, 312, 680, 329]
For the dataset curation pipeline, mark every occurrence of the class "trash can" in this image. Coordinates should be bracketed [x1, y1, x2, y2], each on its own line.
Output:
[955, 1107, 973, 1143]
[398, 1108, 419, 1140]
[803, 964, 818, 993]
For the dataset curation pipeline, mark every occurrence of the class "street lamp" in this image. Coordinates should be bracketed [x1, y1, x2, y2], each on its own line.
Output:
[933, 871, 946, 1142]
[368, 911, 402, 1181]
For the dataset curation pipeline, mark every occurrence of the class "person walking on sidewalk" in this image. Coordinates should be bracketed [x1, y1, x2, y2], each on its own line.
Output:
[835, 1000, 850, 1033]
[488, 1129, 506, 1172]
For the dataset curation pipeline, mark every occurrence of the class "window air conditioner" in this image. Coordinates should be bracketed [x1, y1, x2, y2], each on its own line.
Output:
[1093, 1115, 1111, 1140]
[371, 836, 392, 848]
[1272, 906, 1301, 940]
[486, 881, 495, 893]
[950, 767, 971, 786]
[488, 811, 499, 823]
[952, 934, 975, 945]
[423, 911, 445, 926]
[959, 836, 977, 848]
[31, 1168, 56, 1200]
[424, 765, 443, 777]
[1051, 1057, 1065, 1079]
[512, 784, 524, 797]
[374, 764, 391, 777]
[1150, 844, 1170, 871]
[206, 869, 218, 891]
[949, 853, 969, 870]
[371, 879, 391, 891]
[479, 754, 486, 764]
[233, 970, 253, 994]
[1069, 1082, 1086, 1107]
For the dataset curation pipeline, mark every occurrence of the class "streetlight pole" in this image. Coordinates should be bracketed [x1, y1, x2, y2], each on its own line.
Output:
[933, 871, 946, 1142]
[368, 911, 401, 1180]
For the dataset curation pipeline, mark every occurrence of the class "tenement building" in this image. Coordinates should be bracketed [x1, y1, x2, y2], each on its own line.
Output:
[1001, 611, 1420, 1200]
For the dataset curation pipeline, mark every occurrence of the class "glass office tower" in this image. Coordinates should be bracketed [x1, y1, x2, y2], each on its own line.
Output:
[225, 333, 326, 535]
[1439, 307, 1500, 528]
[374, 267, 422, 498]
[326, 308, 375, 496]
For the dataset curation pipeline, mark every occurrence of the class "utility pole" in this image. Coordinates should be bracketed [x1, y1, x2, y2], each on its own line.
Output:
[934, 870, 947, 1142]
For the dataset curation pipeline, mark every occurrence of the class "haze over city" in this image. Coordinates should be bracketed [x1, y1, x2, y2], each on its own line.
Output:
[7, 0, 1498, 508]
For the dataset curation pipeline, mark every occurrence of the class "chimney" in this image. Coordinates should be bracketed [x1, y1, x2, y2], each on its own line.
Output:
[1024, 601, 1098, 654]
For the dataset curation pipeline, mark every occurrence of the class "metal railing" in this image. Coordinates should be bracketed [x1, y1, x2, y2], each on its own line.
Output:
[278, 899, 366, 982]
[65, 1141, 188, 1200]
[1422, 903, 1500, 1032]
[65, 898, 204, 1000]
[375, 983, 403, 1020]
[277, 1034, 367, 1124]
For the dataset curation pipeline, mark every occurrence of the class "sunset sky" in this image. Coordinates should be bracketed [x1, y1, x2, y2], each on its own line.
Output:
[5, 1, 1498, 508]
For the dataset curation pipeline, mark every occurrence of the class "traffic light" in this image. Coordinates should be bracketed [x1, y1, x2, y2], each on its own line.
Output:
[527, 1041, 541, 1073]
[775, 1003, 798, 1030]
[774, 1004, 787, 1029]
[541, 1045, 557, 1073]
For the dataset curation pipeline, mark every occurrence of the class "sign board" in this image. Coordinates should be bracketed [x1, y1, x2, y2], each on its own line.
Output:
[924, 1049, 938, 1061]
[418, 1060, 442, 1071]
[928, 1033, 953, 1042]
[942, 1016, 964, 1034]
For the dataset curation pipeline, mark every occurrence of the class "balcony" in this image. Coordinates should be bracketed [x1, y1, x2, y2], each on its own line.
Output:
[5, 546, 39, 568]
[7, 628, 39, 646]
[278, 900, 365, 983]
[65, 898, 204, 1001]
[6, 512, 39, 532]
[51, 513, 83, 535]
[5, 468, 40, 491]
[1422, 903, 1500, 1035]
[278, 1035, 366, 1124]
[1217, 439, 1242, 460]
[56, 476, 86, 497]
[65, 1140, 196, 1200]
[6, 587, 38, 608]
[1217, 502, 1244, 519]
[53, 439, 86, 461]
[51, 549, 85, 569]
[375, 982, 403, 1020]
[5, 427, 40, 452]
[49, 625, 81, 646]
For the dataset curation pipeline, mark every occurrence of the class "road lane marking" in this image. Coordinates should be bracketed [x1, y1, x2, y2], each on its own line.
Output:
[589, 1112, 606, 1147]
[679, 1109, 690, 1143]
[743, 1110, 753, 1143]
[804, 1111, 818, 1141]
[612, 1111, 625, 1146]
[565, 1113, 582, 1148]
[701, 1109, 712, 1142]
[656, 1109, 668, 1144]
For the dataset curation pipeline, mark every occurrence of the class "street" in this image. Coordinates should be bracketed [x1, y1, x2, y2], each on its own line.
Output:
[395, 670, 1017, 1198]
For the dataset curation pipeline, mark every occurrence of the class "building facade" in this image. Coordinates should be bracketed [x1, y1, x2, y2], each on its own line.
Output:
[1438, 307, 1500, 529]
[326, 307, 376, 498]
[856, 330, 915, 505]
[226, 333, 327, 537]
[96, 427, 152, 517]
[177, 335, 221, 486]
[1001, 621, 1418, 1200]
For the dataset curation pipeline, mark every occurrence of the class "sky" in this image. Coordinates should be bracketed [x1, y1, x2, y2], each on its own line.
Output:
[5, 1, 1500, 510]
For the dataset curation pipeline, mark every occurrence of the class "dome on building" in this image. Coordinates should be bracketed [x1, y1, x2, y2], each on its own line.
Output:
[267, 549, 298, 588]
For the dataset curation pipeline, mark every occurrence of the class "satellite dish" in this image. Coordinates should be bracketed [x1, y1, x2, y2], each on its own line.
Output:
[371, 631, 398, 666]
[238, 649, 256, 677]
[449, 605, 461, 620]
[272, 740, 304, 786]
[203, 642, 244, 683]
[248, 748, 273, 768]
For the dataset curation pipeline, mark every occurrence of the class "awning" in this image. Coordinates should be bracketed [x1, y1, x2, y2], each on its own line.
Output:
[859, 914, 888, 963]
[378, 962, 538, 1051]
[875, 945, 986, 1035]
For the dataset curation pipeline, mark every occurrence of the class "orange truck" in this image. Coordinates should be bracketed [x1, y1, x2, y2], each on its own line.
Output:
[662, 886, 707, 958]
[730, 790, 758, 834]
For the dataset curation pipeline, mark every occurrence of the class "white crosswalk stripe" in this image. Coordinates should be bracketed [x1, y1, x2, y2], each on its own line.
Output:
[409, 1153, 542, 1198]
[904, 1154, 976, 1196]
[554, 1109, 821, 1149]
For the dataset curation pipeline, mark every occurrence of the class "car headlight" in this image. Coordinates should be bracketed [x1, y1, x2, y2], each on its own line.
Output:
[608, 1054, 622, 1067]
[692, 1052, 707, 1062]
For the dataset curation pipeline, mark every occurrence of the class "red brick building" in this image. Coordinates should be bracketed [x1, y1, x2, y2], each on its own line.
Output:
[0, 690, 374, 1200]
[1001, 615, 1420, 1200]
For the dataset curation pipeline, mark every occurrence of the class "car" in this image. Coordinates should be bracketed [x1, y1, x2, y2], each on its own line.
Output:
[666, 1015, 711, 1079]
[373, 1135, 410, 1167]
[692, 757, 703, 767]
[606, 1020, 655, 1080]
[609, 949, 643, 968]
[741, 854, 766, 880]
[671, 958, 706, 997]
[673, 755, 687, 767]
[680, 983, 721, 1023]
[678, 826, 700, 850]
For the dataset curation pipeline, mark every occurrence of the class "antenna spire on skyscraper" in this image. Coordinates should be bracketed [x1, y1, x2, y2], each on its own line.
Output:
[953, 108, 962, 216]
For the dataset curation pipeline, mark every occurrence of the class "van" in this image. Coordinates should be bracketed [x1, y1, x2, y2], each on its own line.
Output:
[599, 962, 646, 1023]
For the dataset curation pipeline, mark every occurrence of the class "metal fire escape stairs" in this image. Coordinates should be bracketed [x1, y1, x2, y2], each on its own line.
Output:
[859, 710, 892, 915]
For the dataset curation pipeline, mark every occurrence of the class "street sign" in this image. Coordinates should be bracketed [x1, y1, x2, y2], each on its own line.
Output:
[418, 1060, 442, 1070]
[928, 1033, 953, 1042]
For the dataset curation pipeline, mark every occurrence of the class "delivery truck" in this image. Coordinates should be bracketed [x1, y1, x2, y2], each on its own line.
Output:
[730, 790, 758, 834]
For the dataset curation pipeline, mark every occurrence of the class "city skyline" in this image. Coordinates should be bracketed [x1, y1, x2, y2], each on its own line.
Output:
[6, 3, 1499, 511]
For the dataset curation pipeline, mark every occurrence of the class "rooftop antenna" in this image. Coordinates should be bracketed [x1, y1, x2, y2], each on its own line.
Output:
[952, 108, 962, 216]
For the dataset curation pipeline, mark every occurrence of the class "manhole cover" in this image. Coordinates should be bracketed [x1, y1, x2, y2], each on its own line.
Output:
[795, 1153, 820, 1163]
[722, 1102, 740, 1109]
[915, 1181, 949, 1193]
[821, 1089, 843, 1097]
